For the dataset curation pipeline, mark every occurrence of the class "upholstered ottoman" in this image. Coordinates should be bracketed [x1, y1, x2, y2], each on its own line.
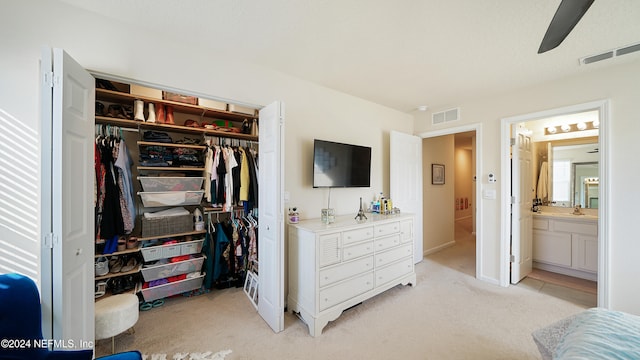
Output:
[95, 294, 139, 353]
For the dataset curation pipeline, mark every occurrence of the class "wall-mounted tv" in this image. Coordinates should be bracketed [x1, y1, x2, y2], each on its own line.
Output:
[313, 139, 372, 188]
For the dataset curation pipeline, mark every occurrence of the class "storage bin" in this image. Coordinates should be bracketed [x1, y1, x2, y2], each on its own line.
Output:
[139, 190, 204, 207]
[198, 98, 227, 111]
[141, 255, 204, 282]
[141, 214, 193, 238]
[140, 273, 205, 302]
[130, 84, 163, 99]
[138, 177, 204, 192]
[163, 91, 198, 105]
[140, 238, 204, 262]
[181, 239, 204, 256]
[228, 104, 257, 116]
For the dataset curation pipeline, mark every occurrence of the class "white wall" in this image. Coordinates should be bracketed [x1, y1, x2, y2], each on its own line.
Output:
[415, 58, 640, 315]
[0, 0, 413, 282]
[422, 135, 455, 254]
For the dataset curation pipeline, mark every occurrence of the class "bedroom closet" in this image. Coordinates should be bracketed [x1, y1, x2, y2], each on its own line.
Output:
[92, 76, 276, 311]
[40, 48, 284, 344]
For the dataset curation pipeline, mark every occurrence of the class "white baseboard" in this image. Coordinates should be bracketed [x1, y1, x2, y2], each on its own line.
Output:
[533, 262, 597, 282]
[423, 241, 456, 256]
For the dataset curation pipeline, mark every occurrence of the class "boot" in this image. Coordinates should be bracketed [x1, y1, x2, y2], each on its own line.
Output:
[147, 103, 156, 123]
[155, 103, 165, 123]
[165, 106, 175, 125]
[134, 99, 145, 121]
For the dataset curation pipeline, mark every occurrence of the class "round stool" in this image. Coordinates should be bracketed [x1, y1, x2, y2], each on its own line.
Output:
[95, 294, 139, 353]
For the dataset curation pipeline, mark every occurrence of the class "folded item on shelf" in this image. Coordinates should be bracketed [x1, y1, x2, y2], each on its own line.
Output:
[143, 131, 173, 143]
[143, 206, 190, 219]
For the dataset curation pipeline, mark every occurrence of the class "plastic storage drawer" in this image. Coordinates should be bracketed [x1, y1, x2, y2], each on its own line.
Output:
[141, 239, 204, 262]
[141, 255, 204, 282]
[138, 177, 204, 192]
[139, 191, 204, 207]
[140, 273, 205, 302]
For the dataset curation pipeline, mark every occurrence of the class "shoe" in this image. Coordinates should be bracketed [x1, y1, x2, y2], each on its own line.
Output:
[110, 278, 124, 295]
[107, 104, 124, 118]
[127, 237, 138, 249]
[95, 257, 109, 276]
[155, 103, 165, 123]
[95, 280, 108, 298]
[165, 106, 175, 125]
[147, 103, 156, 123]
[120, 256, 138, 273]
[117, 238, 126, 252]
[95, 101, 105, 116]
[109, 256, 123, 273]
[134, 99, 145, 121]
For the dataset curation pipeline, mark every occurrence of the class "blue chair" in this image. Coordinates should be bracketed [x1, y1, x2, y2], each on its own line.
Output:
[0, 273, 141, 360]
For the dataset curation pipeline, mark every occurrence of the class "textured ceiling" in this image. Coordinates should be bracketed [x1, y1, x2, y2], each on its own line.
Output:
[59, 0, 640, 112]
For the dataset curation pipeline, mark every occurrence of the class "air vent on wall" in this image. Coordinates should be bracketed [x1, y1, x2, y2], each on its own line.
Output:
[580, 41, 640, 65]
[432, 108, 460, 125]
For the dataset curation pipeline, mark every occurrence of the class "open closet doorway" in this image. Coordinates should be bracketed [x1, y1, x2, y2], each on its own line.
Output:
[419, 124, 482, 280]
[501, 100, 609, 308]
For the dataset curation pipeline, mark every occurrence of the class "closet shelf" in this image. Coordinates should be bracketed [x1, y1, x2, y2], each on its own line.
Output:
[203, 206, 244, 213]
[137, 141, 206, 150]
[96, 88, 258, 121]
[96, 115, 258, 141]
[137, 230, 206, 242]
[137, 166, 205, 172]
[95, 246, 140, 258]
[95, 263, 143, 281]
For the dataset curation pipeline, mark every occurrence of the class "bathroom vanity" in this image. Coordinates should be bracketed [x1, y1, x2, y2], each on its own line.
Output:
[532, 212, 598, 281]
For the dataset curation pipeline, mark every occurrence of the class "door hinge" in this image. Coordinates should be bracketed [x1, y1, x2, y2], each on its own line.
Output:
[510, 138, 515, 146]
[43, 233, 58, 249]
[511, 196, 516, 204]
[43, 71, 54, 88]
[510, 254, 515, 263]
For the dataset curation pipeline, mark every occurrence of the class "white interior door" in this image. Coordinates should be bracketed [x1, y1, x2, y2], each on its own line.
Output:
[41, 48, 95, 347]
[257, 101, 285, 332]
[510, 125, 533, 284]
[390, 131, 423, 263]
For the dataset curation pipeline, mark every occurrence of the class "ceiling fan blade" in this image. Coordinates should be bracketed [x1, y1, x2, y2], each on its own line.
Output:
[538, 0, 595, 54]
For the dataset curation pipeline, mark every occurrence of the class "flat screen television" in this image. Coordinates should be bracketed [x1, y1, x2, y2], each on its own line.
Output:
[313, 139, 371, 188]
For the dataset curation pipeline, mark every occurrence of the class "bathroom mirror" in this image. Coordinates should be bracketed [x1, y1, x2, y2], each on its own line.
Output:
[550, 143, 599, 208]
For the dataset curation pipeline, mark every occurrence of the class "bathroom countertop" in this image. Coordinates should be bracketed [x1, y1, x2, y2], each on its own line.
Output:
[532, 212, 598, 221]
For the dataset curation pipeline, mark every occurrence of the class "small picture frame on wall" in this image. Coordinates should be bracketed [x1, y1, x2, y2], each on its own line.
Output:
[432, 164, 445, 185]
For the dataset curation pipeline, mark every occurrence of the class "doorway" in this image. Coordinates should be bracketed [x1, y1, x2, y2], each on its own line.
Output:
[418, 124, 482, 280]
[500, 100, 609, 307]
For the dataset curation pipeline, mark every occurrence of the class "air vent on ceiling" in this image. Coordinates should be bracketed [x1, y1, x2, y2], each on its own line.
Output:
[580, 41, 640, 65]
[432, 107, 460, 125]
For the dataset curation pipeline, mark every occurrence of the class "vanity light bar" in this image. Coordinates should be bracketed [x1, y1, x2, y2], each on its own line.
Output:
[544, 121, 598, 135]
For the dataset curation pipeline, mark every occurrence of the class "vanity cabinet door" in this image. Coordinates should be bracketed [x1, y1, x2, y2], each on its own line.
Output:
[572, 234, 598, 273]
[532, 230, 572, 267]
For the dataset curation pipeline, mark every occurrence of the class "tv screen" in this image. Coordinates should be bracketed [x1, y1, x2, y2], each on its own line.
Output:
[313, 139, 371, 188]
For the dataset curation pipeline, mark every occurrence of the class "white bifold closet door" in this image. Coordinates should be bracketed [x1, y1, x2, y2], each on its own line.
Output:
[257, 101, 285, 333]
[40, 47, 95, 347]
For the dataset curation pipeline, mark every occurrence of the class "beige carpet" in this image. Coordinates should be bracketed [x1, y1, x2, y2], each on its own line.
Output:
[96, 218, 591, 359]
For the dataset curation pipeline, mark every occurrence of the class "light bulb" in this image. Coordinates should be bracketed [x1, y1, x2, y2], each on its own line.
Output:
[561, 124, 571, 132]
[577, 122, 587, 131]
[547, 126, 557, 134]
[592, 120, 600, 128]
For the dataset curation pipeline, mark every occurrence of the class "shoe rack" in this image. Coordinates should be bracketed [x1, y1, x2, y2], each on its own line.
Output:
[94, 78, 259, 302]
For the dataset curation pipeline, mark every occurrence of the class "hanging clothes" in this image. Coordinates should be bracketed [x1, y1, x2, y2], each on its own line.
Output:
[239, 147, 250, 202]
[113, 139, 135, 234]
[98, 138, 125, 239]
[203, 138, 214, 203]
[537, 161, 548, 201]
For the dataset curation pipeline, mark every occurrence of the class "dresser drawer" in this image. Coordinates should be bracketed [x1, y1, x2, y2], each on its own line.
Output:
[319, 232, 341, 268]
[400, 220, 413, 243]
[374, 221, 400, 238]
[343, 241, 374, 261]
[375, 244, 412, 268]
[319, 256, 373, 287]
[343, 227, 373, 245]
[319, 272, 374, 311]
[375, 257, 413, 287]
[374, 234, 401, 252]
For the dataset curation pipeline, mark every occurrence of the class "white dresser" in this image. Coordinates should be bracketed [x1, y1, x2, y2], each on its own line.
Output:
[288, 213, 416, 336]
